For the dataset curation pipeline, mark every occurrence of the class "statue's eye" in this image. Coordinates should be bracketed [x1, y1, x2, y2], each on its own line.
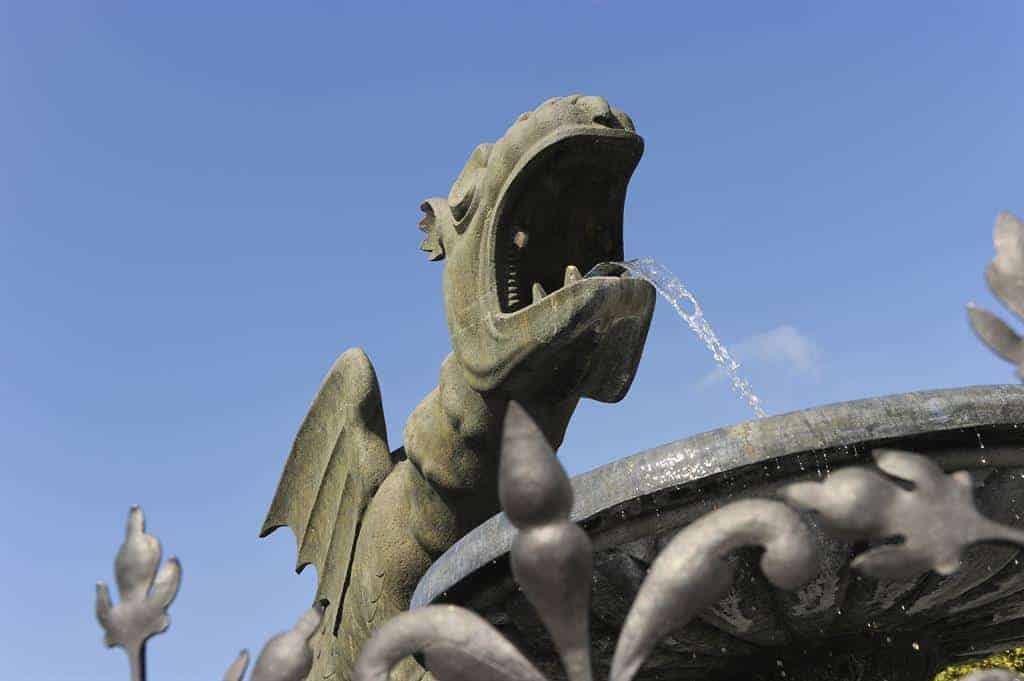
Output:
[449, 181, 475, 223]
[447, 143, 492, 227]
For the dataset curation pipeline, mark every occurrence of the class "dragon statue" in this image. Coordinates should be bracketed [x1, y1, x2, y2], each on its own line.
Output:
[260, 95, 656, 681]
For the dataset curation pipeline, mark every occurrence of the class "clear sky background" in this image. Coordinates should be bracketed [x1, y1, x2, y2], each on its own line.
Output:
[2, 3, 1022, 679]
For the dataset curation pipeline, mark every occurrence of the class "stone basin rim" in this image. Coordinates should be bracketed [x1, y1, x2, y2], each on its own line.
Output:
[411, 384, 1024, 609]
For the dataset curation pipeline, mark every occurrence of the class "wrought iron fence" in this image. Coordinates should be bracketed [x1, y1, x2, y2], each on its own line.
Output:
[93, 210, 1024, 681]
[353, 404, 1024, 681]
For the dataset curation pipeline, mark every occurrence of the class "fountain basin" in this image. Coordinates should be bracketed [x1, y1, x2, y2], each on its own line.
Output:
[412, 386, 1024, 680]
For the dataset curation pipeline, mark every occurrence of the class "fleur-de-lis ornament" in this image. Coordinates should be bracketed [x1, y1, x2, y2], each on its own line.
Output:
[95, 506, 182, 681]
[95, 506, 323, 681]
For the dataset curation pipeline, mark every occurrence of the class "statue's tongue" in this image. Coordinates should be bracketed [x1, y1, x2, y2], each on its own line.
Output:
[585, 261, 628, 278]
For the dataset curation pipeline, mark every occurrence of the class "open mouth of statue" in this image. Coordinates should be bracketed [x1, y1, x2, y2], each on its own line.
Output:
[494, 133, 640, 314]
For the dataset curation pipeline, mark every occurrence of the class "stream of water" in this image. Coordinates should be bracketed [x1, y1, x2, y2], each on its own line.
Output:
[588, 257, 767, 418]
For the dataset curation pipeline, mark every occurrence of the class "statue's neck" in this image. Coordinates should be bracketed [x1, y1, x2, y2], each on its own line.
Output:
[403, 353, 578, 528]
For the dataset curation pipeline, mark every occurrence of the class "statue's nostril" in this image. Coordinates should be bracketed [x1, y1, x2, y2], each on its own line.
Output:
[575, 95, 619, 128]
[573, 94, 618, 128]
[593, 111, 622, 129]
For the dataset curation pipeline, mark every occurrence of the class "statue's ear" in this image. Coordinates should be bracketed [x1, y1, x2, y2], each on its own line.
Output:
[418, 198, 453, 262]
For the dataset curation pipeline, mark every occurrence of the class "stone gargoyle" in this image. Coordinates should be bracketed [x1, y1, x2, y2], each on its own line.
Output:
[260, 95, 656, 681]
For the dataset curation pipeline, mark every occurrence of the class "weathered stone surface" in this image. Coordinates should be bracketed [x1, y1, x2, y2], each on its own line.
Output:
[261, 95, 656, 681]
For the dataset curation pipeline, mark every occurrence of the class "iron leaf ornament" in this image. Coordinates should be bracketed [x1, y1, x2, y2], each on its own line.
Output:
[782, 449, 1024, 580]
[355, 607, 547, 681]
[968, 211, 1024, 378]
[95, 506, 323, 681]
[610, 498, 817, 681]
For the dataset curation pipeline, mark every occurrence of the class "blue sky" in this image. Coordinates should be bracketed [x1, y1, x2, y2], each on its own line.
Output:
[2, 3, 1022, 679]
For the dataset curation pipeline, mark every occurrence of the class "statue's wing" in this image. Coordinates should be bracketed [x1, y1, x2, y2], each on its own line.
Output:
[261, 348, 393, 617]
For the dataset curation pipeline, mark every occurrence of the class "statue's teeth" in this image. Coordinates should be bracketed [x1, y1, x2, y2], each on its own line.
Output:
[532, 282, 547, 303]
[564, 265, 582, 285]
[504, 228, 531, 310]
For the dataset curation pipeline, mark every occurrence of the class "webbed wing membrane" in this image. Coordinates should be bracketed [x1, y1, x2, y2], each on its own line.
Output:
[261, 348, 392, 618]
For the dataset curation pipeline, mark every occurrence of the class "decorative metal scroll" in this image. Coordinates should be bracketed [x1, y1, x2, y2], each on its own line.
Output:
[969, 211, 1024, 380]
[95, 506, 322, 681]
[354, 403, 1024, 681]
